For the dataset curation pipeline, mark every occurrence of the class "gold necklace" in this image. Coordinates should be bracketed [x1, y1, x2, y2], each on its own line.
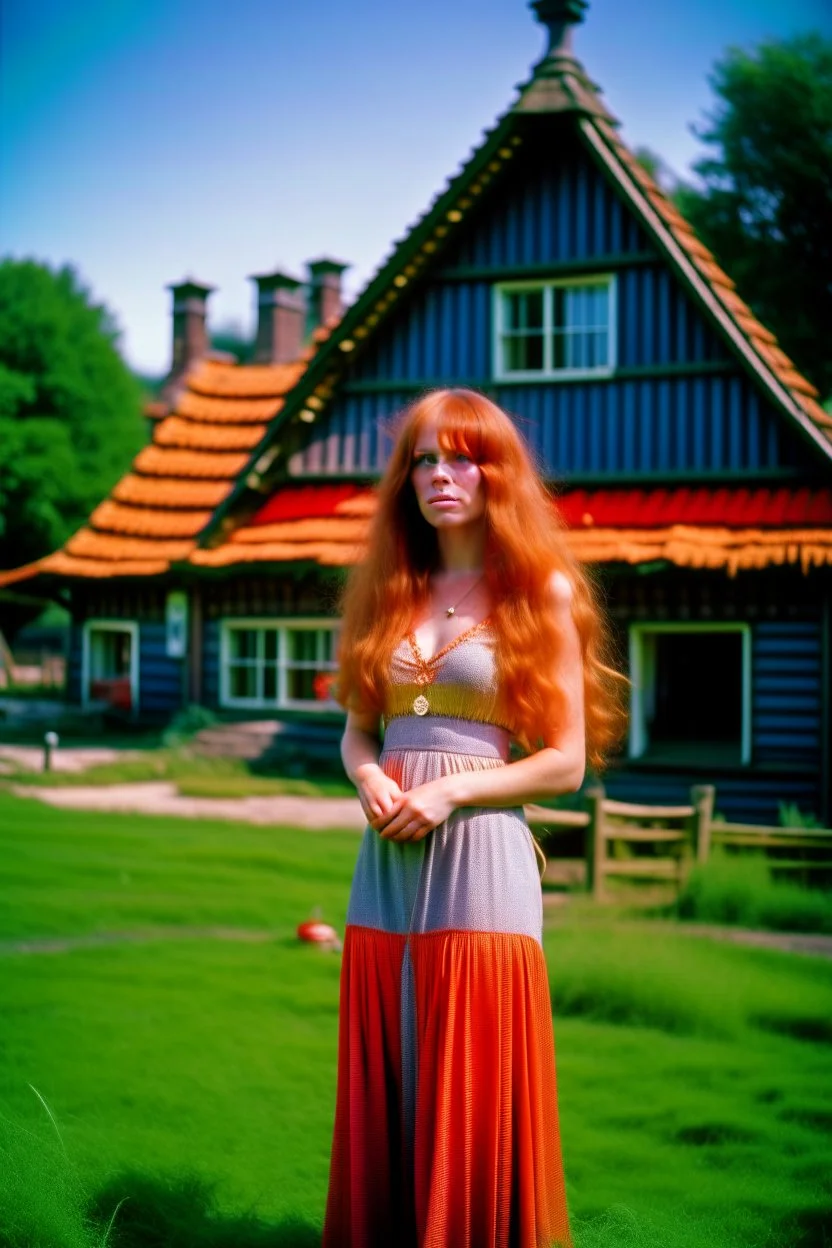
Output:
[440, 573, 484, 618]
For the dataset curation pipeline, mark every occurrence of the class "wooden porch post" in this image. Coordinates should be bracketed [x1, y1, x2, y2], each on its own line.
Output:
[690, 784, 715, 863]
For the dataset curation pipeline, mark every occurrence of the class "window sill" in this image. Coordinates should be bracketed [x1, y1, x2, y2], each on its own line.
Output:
[493, 367, 615, 384]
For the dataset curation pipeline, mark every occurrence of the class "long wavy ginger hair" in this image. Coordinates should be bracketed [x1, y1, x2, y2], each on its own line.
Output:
[337, 388, 626, 768]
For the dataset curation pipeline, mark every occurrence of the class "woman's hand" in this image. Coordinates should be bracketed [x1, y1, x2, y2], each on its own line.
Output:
[372, 777, 456, 843]
[354, 763, 403, 825]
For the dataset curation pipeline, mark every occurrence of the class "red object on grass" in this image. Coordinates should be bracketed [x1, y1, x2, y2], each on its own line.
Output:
[297, 920, 340, 945]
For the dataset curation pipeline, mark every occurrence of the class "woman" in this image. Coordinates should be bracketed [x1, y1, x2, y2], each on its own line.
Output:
[323, 388, 624, 1248]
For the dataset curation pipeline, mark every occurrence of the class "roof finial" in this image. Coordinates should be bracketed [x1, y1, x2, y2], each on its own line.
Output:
[530, 0, 588, 63]
[517, 0, 613, 122]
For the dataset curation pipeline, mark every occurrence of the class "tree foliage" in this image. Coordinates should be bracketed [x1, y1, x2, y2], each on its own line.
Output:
[675, 33, 832, 398]
[0, 260, 145, 574]
[210, 320, 255, 364]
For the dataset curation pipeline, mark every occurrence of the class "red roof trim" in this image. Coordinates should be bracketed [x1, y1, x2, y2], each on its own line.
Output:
[249, 484, 832, 530]
[250, 484, 364, 524]
[556, 487, 832, 528]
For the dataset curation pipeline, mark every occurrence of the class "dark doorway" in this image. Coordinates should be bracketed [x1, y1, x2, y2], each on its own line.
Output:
[643, 629, 744, 765]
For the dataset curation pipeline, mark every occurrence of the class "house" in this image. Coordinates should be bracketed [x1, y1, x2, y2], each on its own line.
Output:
[2, 0, 831, 824]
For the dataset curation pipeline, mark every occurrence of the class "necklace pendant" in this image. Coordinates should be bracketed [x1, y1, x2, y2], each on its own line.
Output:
[413, 694, 430, 716]
[446, 606, 455, 617]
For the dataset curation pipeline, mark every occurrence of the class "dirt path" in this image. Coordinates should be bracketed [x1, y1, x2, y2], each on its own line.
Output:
[2, 920, 830, 960]
[0, 926, 278, 957]
[11, 779, 366, 830]
[672, 923, 832, 959]
[0, 744, 135, 774]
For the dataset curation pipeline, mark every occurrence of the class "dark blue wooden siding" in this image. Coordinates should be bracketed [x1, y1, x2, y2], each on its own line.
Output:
[288, 133, 817, 480]
[605, 770, 820, 827]
[444, 140, 652, 267]
[67, 623, 82, 704]
[290, 374, 804, 478]
[752, 620, 823, 766]
[203, 620, 220, 709]
[138, 622, 183, 717]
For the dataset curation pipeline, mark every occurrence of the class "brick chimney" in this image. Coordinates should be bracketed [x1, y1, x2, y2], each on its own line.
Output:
[307, 258, 348, 333]
[167, 278, 214, 375]
[251, 270, 305, 364]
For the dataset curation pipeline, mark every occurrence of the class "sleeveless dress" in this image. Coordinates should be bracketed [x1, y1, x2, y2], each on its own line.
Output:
[323, 622, 572, 1248]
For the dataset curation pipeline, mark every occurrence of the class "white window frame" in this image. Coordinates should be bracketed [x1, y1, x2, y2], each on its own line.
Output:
[81, 619, 140, 715]
[628, 622, 751, 764]
[492, 274, 617, 381]
[220, 618, 340, 711]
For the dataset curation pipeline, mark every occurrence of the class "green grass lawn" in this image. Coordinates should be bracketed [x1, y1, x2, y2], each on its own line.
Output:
[1, 790, 831, 1248]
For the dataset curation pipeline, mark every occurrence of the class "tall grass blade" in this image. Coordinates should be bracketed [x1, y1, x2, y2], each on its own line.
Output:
[28, 1083, 68, 1158]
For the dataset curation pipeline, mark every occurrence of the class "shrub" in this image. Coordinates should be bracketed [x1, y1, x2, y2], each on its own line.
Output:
[677, 850, 832, 934]
[161, 705, 218, 748]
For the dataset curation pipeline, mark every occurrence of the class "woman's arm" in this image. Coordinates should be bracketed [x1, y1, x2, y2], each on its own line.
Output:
[341, 708, 403, 823]
[374, 572, 586, 842]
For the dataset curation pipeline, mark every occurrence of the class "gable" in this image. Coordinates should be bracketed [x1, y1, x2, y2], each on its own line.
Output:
[285, 124, 822, 484]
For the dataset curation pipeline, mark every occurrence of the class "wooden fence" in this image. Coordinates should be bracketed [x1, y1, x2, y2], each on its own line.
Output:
[526, 785, 832, 899]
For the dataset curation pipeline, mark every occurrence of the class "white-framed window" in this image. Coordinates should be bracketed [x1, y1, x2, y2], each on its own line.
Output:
[629, 623, 751, 766]
[81, 620, 139, 715]
[493, 275, 616, 380]
[220, 619, 340, 710]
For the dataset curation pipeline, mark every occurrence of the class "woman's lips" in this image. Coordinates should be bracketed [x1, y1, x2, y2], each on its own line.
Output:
[428, 495, 458, 506]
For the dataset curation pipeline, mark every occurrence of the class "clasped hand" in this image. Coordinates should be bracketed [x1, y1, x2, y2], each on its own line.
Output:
[355, 766, 455, 843]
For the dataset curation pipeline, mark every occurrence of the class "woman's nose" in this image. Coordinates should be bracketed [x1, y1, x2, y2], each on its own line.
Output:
[431, 459, 451, 482]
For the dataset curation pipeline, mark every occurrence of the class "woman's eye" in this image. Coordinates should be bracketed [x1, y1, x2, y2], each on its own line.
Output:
[415, 452, 439, 466]
[455, 452, 472, 463]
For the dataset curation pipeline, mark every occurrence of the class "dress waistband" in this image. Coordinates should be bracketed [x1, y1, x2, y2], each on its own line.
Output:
[381, 715, 511, 760]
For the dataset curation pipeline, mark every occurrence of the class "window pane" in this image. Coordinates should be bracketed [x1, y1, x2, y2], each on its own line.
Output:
[229, 629, 257, 660]
[287, 668, 317, 702]
[503, 289, 543, 331]
[569, 287, 586, 330]
[586, 330, 604, 367]
[229, 664, 257, 699]
[551, 286, 565, 329]
[503, 334, 544, 372]
[287, 629, 318, 663]
[263, 664, 277, 700]
[264, 630, 278, 661]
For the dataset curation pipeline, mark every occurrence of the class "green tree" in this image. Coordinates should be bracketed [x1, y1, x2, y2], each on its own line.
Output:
[210, 319, 255, 363]
[675, 33, 832, 398]
[0, 260, 145, 574]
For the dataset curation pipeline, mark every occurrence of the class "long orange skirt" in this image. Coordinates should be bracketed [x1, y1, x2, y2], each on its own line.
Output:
[323, 925, 572, 1247]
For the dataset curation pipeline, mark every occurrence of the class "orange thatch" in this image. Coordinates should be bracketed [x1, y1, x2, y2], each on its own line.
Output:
[154, 416, 268, 451]
[134, 445, 250, 479]
[187, 360, 304, 398]
[0, 356, 303, 585]
[89, 500, 213, 538]
[190, 540, 361, 568]
[176, 390, 283, 423]
[228, 517, 370, 545]
[112, 475, 232, 509]
[567, 525, 832, 576]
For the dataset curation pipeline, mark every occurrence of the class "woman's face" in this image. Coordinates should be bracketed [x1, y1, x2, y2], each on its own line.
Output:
[409, 415, 486, 530]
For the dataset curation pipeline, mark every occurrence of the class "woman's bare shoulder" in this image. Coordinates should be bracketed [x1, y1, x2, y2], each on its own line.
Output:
[546, 569, 575, 611]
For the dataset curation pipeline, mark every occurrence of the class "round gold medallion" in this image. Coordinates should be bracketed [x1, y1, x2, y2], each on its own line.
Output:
[413, 694, 430, 716]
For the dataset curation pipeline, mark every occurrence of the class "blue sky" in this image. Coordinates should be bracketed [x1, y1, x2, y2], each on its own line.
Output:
[2, 0, 829, 375]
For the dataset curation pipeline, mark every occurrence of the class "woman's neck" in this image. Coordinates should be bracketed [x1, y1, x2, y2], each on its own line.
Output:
[435, 526, 485, 574]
